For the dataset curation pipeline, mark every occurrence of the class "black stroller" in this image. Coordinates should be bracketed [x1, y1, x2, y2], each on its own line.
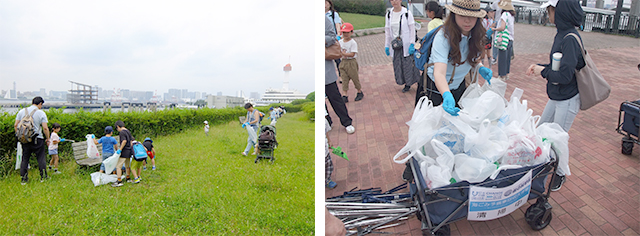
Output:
[617, 100, 639, 155]
[255, 125, 277, 163]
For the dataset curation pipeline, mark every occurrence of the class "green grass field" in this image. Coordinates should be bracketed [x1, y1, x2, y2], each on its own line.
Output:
[340, 13, 385, 30]
[0, 112, 314, 235]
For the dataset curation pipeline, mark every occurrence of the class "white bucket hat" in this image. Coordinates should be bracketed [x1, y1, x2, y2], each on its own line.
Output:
[540, 0, 559, 8]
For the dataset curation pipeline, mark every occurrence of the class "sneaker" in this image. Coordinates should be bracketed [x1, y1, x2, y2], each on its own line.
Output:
[355, 92, 364, 101]
[133, 177, 141, 184]
[242, 152, 248, 156]
[402, 85, 410, 93]
[143, 166, 147, 171]
[346, 125, 355, 134]
[550, 174, 566, 191]
[152, 166, 156, 171]
[491, 58, 497, 65]
[21, 180, 27, 185]
[342, 96, 348, 103]
[54, 170, 62, 174]
[48, 166, 52, 170]
[326, 180, 337, 189]
[111, 181, 124, 187]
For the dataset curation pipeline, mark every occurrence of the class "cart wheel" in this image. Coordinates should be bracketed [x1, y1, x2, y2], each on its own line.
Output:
[422, 224, 450, 236]
[254, 158, 259, 164]
[622, 138, 634, 155]
[525, 204, 552, 230]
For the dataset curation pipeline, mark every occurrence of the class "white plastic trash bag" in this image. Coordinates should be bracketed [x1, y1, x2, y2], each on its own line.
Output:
[422, 140, 456, 189]
[270, 119, 277, 126]
[90, 172, 118, 186]
[501, 119, 545, 166]
[536, 123, 570, 176]
[453, 153, 498, 183]
[465, 119, 509, 163]
[16, 142, 23, 170]
[394, 97, 442, 164]
[103, 152, 120, 174]
[86, 134, 101, 159]
[459, 90, 506, 127]
[246, 125, 257, 143]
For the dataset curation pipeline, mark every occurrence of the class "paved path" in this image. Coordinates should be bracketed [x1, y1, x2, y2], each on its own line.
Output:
[326, 22, 640, 236]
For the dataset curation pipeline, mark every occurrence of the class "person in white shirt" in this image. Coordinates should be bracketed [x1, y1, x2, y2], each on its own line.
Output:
[204, 121, 209, 136]
[385, 0, 420, 93]
[338, 22, 364, 102]
[490, 0, 515, 81]
[14, 96, 50, 184]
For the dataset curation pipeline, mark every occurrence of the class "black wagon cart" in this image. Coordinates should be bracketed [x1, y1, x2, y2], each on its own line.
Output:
[616, 100, 640, 155]
[408, 148, 559, 235]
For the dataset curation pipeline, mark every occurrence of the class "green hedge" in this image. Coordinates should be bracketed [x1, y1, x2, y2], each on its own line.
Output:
[333, 0, 387, 16]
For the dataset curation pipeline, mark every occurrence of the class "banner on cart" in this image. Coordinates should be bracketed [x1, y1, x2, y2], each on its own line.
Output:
[468, 170, 532, 221]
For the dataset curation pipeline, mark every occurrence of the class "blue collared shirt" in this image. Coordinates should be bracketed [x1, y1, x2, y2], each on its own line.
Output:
[427, 30, 473, 90]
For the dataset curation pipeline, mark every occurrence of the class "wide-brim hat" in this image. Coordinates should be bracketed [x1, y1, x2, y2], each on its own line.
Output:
[540, 0, 558, 8]
[445, 0, 486, 18]
[498, 0, 515, 11]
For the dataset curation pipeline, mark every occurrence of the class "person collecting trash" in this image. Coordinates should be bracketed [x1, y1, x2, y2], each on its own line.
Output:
[241, 103, 260, 156]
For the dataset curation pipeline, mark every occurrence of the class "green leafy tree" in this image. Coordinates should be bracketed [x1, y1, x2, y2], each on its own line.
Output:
[306, 92, 315, 102]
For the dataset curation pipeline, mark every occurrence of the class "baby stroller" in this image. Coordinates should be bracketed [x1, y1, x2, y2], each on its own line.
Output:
[255, 125, 277, 163]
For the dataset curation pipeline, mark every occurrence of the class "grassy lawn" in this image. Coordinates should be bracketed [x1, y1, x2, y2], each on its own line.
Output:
[0, 112, 314, 235]
[339, 13, 385, 30]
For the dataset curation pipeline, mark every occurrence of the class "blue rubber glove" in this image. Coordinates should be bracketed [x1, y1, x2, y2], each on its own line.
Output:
[91, 134, 95, 139]
[242, 122, 247, 129]
[385, 47, 390, 56]
[479, 66, 493, 85]
[486, 28, 493, 38]
[442, 91, 460, 116]
[336, 35, 341, 41]
[408, 44, 415, 55]
[116, 150, 121, 155]
[60, 138, 66, 142]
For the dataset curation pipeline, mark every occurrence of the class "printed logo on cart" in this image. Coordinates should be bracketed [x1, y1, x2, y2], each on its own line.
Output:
[504, 189, 513, 197]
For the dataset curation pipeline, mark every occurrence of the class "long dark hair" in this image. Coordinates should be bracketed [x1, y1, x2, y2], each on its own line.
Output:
[326, 0, 335, 13]
[425, 1, 444, 19]
[442, 12, 484, 67]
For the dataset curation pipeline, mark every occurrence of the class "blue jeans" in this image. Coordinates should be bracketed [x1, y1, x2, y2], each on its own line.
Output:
[101, 152, 114, 172]
[539, 93, 580, 176]
[243, 125, 258, 154]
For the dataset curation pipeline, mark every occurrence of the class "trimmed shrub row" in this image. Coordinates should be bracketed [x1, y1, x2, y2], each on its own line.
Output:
[333, 0, 387, 16]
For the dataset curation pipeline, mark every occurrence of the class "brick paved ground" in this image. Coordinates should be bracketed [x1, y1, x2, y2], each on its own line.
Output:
[326, 22, 640, 235]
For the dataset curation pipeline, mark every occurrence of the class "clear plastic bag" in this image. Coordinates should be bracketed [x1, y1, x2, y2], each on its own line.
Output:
[453, 153, 498, 183]
[459, 90, 506, 128]
[246, 125, 257, 143]
[90, 172, 118, 186]
[424, 140, 456, 189]
[102, 152, 120, 174]
[536, 123, 570, 175]
[465, 119, 509, 162]
[501, 118, 545, 166]
[16, 142, 22, 170]
[85, 134, 101, 159]
[394, 97, 442, 164]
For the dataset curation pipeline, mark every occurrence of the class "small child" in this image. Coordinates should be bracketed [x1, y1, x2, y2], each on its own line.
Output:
[48, 123, 65, 174]
[204, 121, 210, 136]
[269, 107, 278, 126]
[338, 22, 363, 103]
[130, 140, 144, 184]
[94, 126, 118, 174]
[142, 137, 156, 171]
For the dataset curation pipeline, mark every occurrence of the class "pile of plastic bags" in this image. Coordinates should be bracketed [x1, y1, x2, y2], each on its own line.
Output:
[394, 80, 570, 189]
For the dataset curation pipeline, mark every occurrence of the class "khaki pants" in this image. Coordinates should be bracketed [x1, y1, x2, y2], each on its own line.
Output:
[339, 58, 361, 92]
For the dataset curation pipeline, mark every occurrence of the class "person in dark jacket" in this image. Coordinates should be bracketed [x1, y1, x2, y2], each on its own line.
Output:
[526, 0, 585, 192]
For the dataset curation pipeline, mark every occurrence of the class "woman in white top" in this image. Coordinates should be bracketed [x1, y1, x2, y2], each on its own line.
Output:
[490, 0, 515, 81]
[385, 0, 420, 93]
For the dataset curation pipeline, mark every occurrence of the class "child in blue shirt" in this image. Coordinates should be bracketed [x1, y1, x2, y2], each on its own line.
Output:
[93, 126, 118, 173]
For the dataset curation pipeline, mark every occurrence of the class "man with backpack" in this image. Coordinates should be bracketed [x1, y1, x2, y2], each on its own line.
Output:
[14, 96, 50, 185]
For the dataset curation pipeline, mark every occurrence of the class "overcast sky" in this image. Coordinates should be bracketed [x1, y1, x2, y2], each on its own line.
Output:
[0, 0, 315, 97]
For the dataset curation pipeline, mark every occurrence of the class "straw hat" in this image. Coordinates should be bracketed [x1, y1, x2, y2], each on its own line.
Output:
[445, 0, 486, 18]
[498, 0, 515, 11]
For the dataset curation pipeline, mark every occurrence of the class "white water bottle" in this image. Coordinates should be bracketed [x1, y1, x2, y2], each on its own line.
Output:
[552, 53, 562, 71]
